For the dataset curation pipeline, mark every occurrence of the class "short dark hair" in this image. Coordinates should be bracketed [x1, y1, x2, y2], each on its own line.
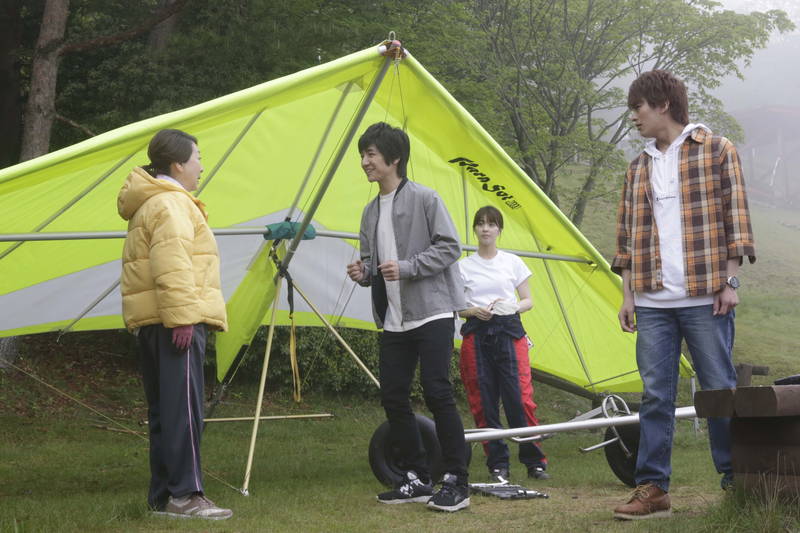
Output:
[145, 129, 198, 177]
[473, 205, 503, 231]
[627, 70, 689, 126]
[357, 122, 410, 178]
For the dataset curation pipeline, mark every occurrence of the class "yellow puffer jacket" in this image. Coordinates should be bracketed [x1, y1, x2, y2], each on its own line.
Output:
[117, 167, 228, 332]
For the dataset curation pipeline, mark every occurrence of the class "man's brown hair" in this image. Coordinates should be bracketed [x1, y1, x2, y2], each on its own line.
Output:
[627, 70, 689, 126]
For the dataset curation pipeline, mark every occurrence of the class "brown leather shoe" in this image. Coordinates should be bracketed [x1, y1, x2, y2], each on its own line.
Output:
[613, 483, 671, 520]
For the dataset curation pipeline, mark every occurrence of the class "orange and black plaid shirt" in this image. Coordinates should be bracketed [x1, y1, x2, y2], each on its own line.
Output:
[612, 129, 756, 297]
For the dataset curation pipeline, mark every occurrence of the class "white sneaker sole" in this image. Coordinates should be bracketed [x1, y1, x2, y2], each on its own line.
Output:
[152, 510, 233, 520]
[377, 495, 432, 504]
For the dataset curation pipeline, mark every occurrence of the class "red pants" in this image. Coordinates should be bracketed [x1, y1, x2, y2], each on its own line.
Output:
[460, 332, 546, 471]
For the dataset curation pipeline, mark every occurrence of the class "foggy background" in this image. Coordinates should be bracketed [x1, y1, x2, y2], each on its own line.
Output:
[715, 0, 800, 208]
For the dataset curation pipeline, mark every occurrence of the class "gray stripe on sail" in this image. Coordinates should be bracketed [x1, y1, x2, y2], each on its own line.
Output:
[0, 261, 124, 331]
[0, 211, 372, 331]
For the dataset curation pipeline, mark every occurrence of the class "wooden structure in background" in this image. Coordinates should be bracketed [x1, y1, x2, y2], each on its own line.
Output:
[696, 384, 800, 498]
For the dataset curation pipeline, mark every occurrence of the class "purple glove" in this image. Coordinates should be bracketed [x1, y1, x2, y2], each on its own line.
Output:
[171, 325, 194, 350]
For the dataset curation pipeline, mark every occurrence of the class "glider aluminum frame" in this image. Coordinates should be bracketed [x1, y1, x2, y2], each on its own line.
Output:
[464, 394, 696, 453]
[238, 50, 398, 496]
[0, 228, 593, 265]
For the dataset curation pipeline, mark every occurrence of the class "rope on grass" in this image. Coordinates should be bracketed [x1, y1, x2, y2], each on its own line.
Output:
[8, 360, 148, 442]
[7, 360, 240, 493]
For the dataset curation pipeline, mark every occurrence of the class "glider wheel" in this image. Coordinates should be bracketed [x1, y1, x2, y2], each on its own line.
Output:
[604, 423, 640, 488]
[368, 414, 472, 487]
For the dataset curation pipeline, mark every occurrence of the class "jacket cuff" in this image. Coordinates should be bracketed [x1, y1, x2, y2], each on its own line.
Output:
[610, 255, 630, 275]
[397, 260, 413, 279]
[727, 244, 756, 265]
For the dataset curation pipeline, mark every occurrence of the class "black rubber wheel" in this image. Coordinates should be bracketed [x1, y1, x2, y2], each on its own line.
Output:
[368, 414, 472, 487]
[604, 423, 640, 488]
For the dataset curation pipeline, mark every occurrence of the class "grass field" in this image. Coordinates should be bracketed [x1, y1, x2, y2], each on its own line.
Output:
[1, 192, 798, 532]
[2, 374, 798, 533]
[0, 373, 759, 533]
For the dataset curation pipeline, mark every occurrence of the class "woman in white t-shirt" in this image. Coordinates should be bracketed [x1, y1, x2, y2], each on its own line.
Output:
[458, 205, 549, 483]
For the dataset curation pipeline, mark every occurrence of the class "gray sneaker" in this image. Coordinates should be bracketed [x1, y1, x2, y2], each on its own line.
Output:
[528, 466, 551, 480]
[490, 467, 510, 484]
[427, 473, 470, 512]
[155, 493, 233, 520]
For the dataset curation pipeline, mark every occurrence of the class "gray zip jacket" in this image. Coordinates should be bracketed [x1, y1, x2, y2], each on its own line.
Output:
[358, 178, 466, 329]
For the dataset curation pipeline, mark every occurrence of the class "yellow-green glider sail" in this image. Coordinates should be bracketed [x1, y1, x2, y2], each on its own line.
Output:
[0, 44, 691, 393]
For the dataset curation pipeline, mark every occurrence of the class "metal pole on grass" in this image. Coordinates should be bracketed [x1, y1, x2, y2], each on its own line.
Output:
[205, 413, 333, 423]
[464, 406, 697, 443]
[241, 276, 283, 495]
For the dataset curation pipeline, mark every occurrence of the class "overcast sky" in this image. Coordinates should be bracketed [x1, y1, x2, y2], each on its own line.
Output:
[713, 0, 800, 111]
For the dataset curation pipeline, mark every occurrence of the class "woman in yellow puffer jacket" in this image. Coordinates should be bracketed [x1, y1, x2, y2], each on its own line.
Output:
[117, 129, 232, 520]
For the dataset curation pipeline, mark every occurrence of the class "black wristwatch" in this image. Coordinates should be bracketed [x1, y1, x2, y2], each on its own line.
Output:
[726, 276, 740, 290]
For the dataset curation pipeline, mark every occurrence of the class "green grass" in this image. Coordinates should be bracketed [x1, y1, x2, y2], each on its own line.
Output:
[4, 355, 798, 533]
[0, 383, 757, 533]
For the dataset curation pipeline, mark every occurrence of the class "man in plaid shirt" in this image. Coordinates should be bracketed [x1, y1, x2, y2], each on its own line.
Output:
[610, 70, 756, 521]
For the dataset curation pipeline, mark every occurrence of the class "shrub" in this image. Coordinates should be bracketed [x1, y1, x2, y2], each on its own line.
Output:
[213, 325, 465, 402]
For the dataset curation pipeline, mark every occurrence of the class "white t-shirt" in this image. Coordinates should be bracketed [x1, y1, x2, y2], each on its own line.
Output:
[458, 250, 531, 311]
[635, 124, 714, 309]
[377, 190, 451, 332]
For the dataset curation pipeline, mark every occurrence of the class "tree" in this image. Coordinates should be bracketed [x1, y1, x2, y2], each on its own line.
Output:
[18, 0, 189, 161]
[10, 0, 433, 161]
[423, 0, 793, 227]
[19, 0, 68, 161]
[0, 0, 24, 167]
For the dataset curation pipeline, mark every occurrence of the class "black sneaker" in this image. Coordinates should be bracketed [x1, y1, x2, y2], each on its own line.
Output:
[377, 471, 433, 504]
[490, 467, 509, 483]
[427, 473, 470, 512]
[528, 466, 551, 480]
[721, 473, 734, 491]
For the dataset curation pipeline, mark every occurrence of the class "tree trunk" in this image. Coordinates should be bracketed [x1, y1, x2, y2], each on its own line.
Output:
[0, 0, 23, 167]
[19, 0, 69, 162]
[569, 161, 600, 229]
[507, 105, 544, 189]
[542, 144, 559, 207]
[0, 336, 19, 368]
[147, 0, 179, 51]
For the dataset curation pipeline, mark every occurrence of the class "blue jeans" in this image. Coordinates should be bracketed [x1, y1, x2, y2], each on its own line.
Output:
[634, 305, 737, 492]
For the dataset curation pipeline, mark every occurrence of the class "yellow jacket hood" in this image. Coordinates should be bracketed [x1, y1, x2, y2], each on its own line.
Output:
[117, 167, 207, 222]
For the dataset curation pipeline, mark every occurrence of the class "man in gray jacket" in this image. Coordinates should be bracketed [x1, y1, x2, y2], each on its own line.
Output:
[347, 122, 470, 512]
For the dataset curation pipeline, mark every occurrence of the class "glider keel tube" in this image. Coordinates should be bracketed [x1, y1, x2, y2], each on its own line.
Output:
[278, 54, 395, 276]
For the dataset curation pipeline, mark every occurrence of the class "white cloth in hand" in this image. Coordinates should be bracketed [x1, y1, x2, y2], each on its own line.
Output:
[491, 299, 519, 316]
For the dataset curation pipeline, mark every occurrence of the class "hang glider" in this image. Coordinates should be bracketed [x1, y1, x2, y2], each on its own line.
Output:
[0, 42, 692, 395]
